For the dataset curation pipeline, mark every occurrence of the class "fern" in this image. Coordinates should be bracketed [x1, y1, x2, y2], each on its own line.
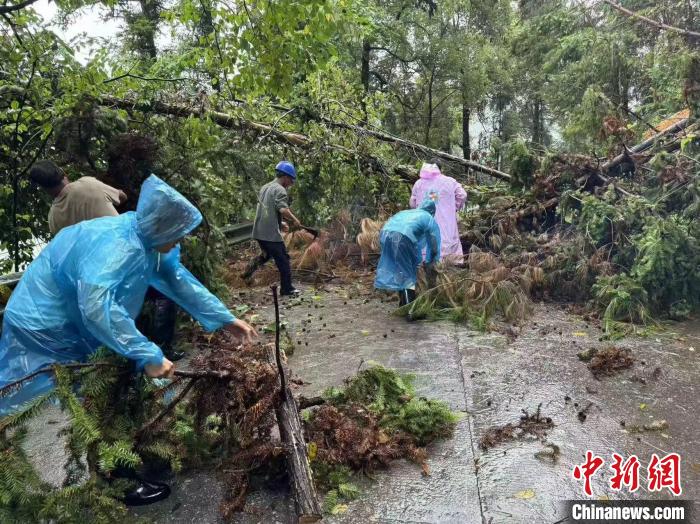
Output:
[337, 482, 361, 501]
[322, 489, 339, 514]
[97, 440, 142, 473]
[139, 441, 182, 472]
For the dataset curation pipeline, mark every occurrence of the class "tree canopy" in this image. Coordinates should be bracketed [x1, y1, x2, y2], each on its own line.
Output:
[1, 0, 699, 274]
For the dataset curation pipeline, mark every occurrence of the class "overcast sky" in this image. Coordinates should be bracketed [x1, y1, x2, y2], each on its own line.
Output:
[34, 0, 122, 63]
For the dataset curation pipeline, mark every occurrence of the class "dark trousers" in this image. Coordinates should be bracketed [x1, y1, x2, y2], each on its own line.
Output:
[143, 288, 176, 353]
[398, 289, 416, 307]
[244, 240, 294, 294]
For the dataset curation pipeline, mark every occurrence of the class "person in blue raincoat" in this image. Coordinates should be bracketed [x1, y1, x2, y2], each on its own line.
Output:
[0, 174, 257, 416]
[374, 199, 441, 309]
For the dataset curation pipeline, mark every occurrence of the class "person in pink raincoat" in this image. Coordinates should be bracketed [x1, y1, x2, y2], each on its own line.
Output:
[409, 160, 467, 263]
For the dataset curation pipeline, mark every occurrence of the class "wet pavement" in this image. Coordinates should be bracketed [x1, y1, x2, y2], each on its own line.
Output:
[21, 284, 700, 523]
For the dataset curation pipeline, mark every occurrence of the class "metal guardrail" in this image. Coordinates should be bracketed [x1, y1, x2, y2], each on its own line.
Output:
[0, 222, 254, 320]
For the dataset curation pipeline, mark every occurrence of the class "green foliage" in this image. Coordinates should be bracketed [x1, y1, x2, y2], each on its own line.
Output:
[592, 274, 651, 332]
[385, 397, 460, 446]
[506, 138, 537, 189]
[630, 215, 700, 312]
[313, 462, 361, 515]
[38, 480, 128, 524]
[0, 429, 48, 522]
[97, 441, 142, 473]
[54, 366, 102, 448]
[325, 365, 460, 444]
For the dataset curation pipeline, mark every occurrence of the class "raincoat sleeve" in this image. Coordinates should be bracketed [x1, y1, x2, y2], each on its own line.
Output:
[454, 181, 467, 211]
[77, 284, 164, 370]
[409, 182, 420, 209]
[150, 246, 236, 332]
[424, 219, 442, 265]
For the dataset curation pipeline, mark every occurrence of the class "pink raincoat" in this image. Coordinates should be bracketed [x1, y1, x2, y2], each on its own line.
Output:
[409, 164, 467, 262]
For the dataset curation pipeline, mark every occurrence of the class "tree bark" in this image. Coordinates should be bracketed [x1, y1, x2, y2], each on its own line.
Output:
[424, 66, 436, 145]
[532, 98, 544, 147]
[272, 383, 322, 523]
[361, 39, 371, 93]
[270, 286, 322, 523]
[462, 100, 470, 173]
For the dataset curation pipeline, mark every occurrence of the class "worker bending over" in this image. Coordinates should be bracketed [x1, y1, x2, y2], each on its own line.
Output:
[375, 199, 441, 312]
[0, 175, 257, 416]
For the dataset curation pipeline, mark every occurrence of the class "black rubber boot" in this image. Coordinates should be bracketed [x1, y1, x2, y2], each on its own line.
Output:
[110, 467, 171, 507]
[398, 289, 416, 307]
[121, 479, 171, 506]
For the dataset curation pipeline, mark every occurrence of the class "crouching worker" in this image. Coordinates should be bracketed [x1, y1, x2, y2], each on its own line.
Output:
[374, 199, 441, 315]
[0, 175, 257, 504]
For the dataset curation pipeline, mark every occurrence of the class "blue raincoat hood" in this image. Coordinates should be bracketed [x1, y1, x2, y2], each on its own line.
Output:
[0, 175, 234, 416]
[419, 198, 436, 216]
[136, 175, 203, 248]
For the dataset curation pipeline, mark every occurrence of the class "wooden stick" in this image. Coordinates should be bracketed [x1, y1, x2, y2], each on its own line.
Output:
[269, 285, 322, 522]
[271, 285, 287, 397]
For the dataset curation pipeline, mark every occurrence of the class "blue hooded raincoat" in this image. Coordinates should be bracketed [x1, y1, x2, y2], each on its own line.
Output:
[374, 199, 441, 291]
[0, 175, 235, 415]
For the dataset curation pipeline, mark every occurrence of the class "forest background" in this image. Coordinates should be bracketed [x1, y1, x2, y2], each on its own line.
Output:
[1, 0, 698, 311]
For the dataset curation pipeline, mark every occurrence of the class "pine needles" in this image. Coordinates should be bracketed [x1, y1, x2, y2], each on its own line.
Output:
[307, 365, 460, 480]
[397, 250, 533, 328]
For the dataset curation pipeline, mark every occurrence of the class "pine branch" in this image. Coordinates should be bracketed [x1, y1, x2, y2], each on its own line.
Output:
[0, 391, 55, 432]
[0, 364, 230, 400]
[0, 363, 120, 399]
[136, 378, 199, 437]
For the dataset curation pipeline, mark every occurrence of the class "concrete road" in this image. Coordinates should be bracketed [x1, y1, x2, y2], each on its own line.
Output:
[23, 284, 700, 523]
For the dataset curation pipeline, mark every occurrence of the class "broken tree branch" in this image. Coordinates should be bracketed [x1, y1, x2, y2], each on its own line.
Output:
[297, 396, 326, 410]
[137, 378, 199, 436]
[98, 95, 510, 181]
[0, 0, 39, 14]
[0, 363, 232, 399]
[602, 0, 700, 39]
[602, 118, 692, 173]
[269, 285, 322, 522]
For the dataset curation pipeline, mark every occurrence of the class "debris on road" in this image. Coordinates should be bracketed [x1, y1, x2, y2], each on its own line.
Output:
[479, 403, 554, 450]
[588, 346, 634, 378]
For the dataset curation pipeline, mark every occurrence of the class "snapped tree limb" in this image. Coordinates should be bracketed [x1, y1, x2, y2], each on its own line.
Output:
[0, 0, 39, 15]
[602, 0, 700, 39]
[98, 95, 511, 181]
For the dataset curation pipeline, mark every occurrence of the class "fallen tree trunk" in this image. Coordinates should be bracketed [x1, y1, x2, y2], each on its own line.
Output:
[99, 95, 510, 182]
[269, 286, 322, 523]
[603, 118, 691, 173]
